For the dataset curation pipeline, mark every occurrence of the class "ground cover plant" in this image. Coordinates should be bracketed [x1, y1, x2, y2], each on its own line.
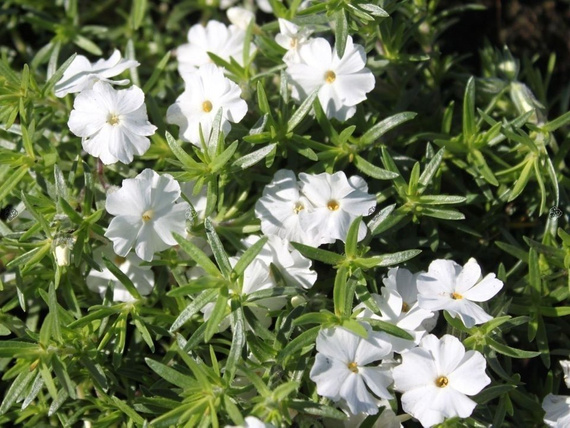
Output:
[0, 0, 569, 426]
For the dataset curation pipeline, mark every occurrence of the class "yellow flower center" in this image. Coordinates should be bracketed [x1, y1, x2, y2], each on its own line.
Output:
[401, 301, 410, 313]
[114, 256, 127, 265]
[290, 38, 298, 49]
[202, 100, 213, 113]
[107, 113, 120, 126]
[293, 202, 304, 214]
[347, 362, 359, 373]
[451, 292, 463, 300]
[435, 376, 449, 388]
[327, 200, 340, 211]
[324, 70, 336, 84]
[142, 210, 154, 222]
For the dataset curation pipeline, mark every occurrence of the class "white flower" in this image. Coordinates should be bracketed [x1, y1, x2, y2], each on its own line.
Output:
[416, 258, 503, 328]
[543, 394, 570, 427]
[67, 81, 156, 165]
[392, 334, 490, 427]
[355, 288, 434, 354]
[299, 171, 376, 244]
[176, 20, 256, 76]
[383, 267, 438, 332]
[86, 246, 154, 302]
[254, 169, 320, 246]
[286, 36, 375, 121]
[309, 324, 393, 415]
[333, 399, 405, 428]
[275, 19, 313, 64]
[166, 63, 248, 147]
[104, 169, 189, 262]
[54, 50, 139, 97]
[227, 6, 255, 30]
[241, 235, 317, 289]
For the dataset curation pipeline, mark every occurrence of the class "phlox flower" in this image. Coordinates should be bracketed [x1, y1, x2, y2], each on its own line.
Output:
[416, 258, 503, 328]
[392, 334, 490, 427]
[543, 394, 570, 427]
[86, 246, 154, 302]
[383, 267, 438, 332]
[241, 235, 317, 290]
[561, 359, 570, 388]
[67, 81, 156, 165]
[227, 6, 255, 31]
[166, 63, 248, 147]
[225, 416, 275, 428]
[355, 287, 434, 354]
[104, 169, 189, 262]
[55, 50, 138, 97]
[176, 20, 256, 76]
[286, 36, 375, 121]
[309, 324, 393, 415]
[335, 398, 405, 428]
[299, 171, 376, 244]
[275, 19, 313, 64]
[254, 169, 320, 246]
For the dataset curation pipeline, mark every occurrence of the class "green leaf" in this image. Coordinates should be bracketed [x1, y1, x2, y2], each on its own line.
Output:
[21, 191, 52, 238]
[0, 166, 28, 204]
[463, 76, 476, 141]
[233, 236, 268, 277]
[130, 0, 147, 30]
[333, 265, 349, 317]
[102, 256, 142, 300]
[232, 143, 276, 170]
[360, 112, 417, 146]
[42, 53, 76, 96]
[528, 248, 541, 295]
[287, 88, 319, 133]
[344, 216, 362, 259]
[421, 207, 465, 220]
[508, 158, 534, 202]
[224, 303, 245, 382]
[418, 148, 444, 190]
[486, 337, 541, 359]
[418, 195, 466, 205]
[353, 155, 399, 180]
[142, 51, 170, 93]
[204, 218, 231, 278]
[170, 288, 218, 332]
[72, 34, 103, 55]
[542, 110, 570, 132]
[290, 242, 344, 265]
[111, 396, 145, 425]
[334, 9, 348, 59]
[174, 233, 221, 277]
[278, 326, 319, 365]
[372, 249, 421, 267]
[366, 319, 414, 340]
[0, 369, 36, 415]
[165, 131, 201, 170]
[145, 358, 195, 389]
[204, 290, 229, 342]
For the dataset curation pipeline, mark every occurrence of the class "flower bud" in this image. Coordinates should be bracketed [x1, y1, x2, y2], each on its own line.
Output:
[54, 243, 71, 267]
[510, 81, 545, 124]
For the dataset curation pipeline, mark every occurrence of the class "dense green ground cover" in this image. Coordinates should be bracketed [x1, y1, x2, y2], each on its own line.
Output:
[0, 0, 569, 426]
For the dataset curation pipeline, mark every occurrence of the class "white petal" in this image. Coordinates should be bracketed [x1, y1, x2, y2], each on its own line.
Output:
[359, 367, 393, 400]
[310, 353, 349, 400]
[105, 215, 141, 256]
[448, 350, 490, 395]
[462, 273, 503, 302]
[339, 373, 379, 415]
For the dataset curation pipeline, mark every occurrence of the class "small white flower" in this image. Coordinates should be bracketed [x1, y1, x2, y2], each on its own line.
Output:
[68, 81, 156, 165]
[241, 235, 317, 289]
[416, 258, 503, 328]
[392, 334, 490, 427]
[309, 324, 393, 415]
[355, 287, 434, 354]
[299, 171, 376, 244]
[86, 246, 154, 302]
[55, 50, 139, 97]
[254, 169, 320, 246]
[543, 393, 570, 427]
[383, 267, 438, 332]
[275, 19, 313, 64]
[166, 63, 248, 147]
[104, 169, 189, 262]
[227, 6, 255, 30]
[286, 36, 375, 121]
[177, 20, 256, 76]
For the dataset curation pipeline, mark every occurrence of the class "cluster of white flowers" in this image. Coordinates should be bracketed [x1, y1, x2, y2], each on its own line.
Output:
[255, 169, 377, 246]
[310, 258, 503, 427]
[58, 50, 156, 165]
[275, 18, 375, 121]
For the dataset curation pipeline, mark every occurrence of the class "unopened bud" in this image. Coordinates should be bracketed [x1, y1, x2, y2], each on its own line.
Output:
[54, 243, 71, 267]
[291, 295, 306, 308]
